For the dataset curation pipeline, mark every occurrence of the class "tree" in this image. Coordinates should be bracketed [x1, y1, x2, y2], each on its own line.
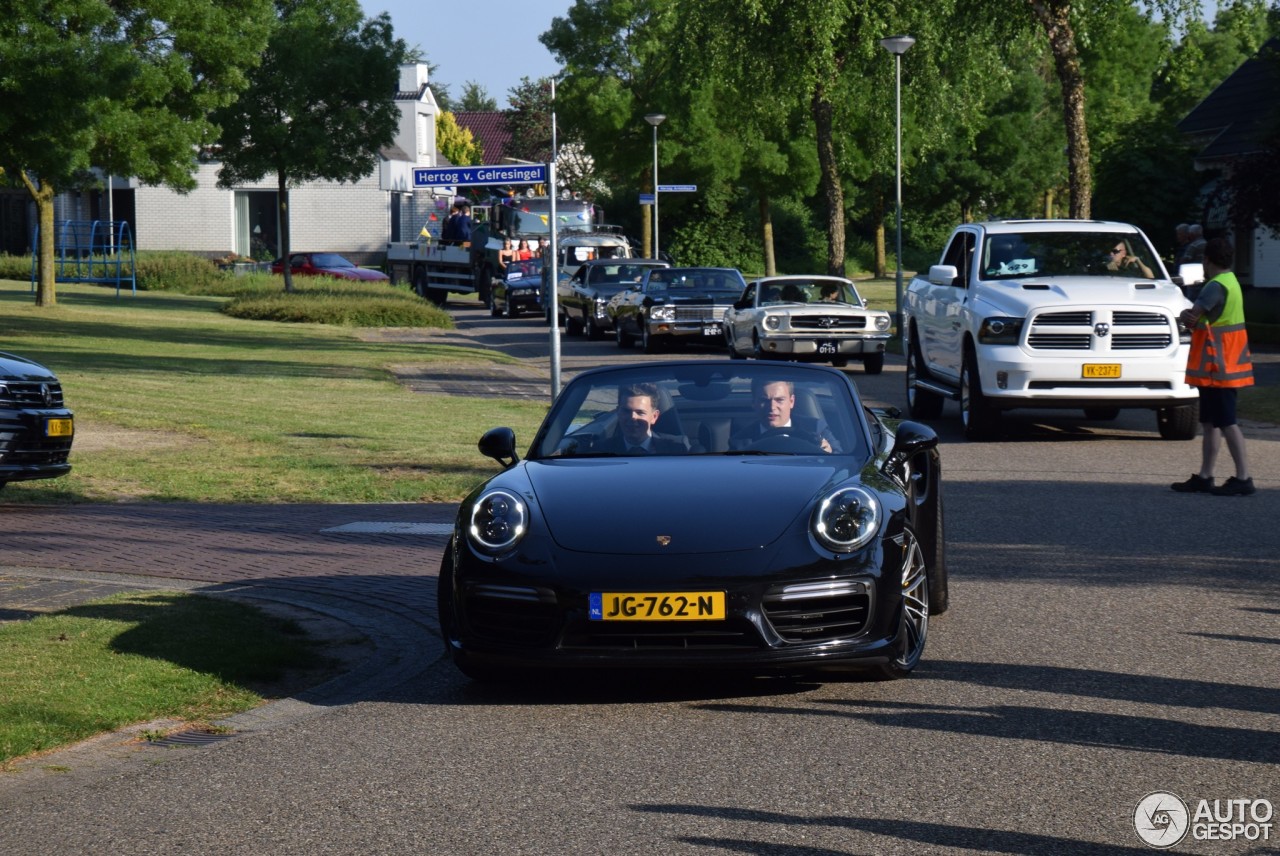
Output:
[212, 0, 407, 292]
[506, 77, 556, 165]
[459, 82, 498, 112]
[437, 112, 484, 165]
[0, 0, 273, 305]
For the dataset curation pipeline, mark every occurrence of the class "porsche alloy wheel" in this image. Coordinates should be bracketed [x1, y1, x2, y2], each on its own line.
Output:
[873, 528, 929, 680]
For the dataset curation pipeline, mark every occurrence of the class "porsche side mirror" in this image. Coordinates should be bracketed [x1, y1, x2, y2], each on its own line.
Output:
[479, 427, 519, 469]
[883, 420, 938, 485]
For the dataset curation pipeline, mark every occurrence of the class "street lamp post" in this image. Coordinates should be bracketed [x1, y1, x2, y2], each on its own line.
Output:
[880, 34, 914, 335]
[644, 113, 666, 260]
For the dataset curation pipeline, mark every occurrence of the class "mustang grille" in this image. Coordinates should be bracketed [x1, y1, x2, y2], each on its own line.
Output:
[0, 382, 65, 408]
[790, 316, 868, 331]
[762, 580, 871, 643]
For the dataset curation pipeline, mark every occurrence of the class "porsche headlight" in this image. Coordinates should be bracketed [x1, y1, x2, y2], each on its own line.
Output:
[873, 315, 892, 332]
[763, 314, 782, 331]
[651, 305, 675, 321]
[812, 486, 881, 553]
[468, 489, 527, 553]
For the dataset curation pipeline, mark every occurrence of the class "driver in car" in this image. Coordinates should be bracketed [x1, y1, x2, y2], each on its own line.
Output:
[730, 379, 838, 453]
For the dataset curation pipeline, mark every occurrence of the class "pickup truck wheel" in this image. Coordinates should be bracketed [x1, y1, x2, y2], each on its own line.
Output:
[477, 268, 493, 305]
[586, 318, 605, 340]
[425, 287, 448, 307]
[960, 349, 1000, 441]
[906, 340, 944, 419]
[566, 314, 584, 336]
[642, 326, 664, 354]
[615, 321, 633, 349]
[862, 353, 885, 375]
[1158, 402, 1199, 440]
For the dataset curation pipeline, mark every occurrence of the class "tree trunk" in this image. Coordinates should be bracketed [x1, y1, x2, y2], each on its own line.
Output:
[642, 196, 652, 260]
[812, 83, 845, 277]
[19, 172, 57, 306]
[1029, 0, 1091, 219]
[278, 171, 293, 293]
[759, 194, 776, 277]
[873, 190, 887, 279]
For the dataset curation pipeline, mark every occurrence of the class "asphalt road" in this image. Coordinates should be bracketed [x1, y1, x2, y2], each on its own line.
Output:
[2, 304, 1278, 856]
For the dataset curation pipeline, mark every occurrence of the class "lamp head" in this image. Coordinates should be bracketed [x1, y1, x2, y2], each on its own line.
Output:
[644, 113, 667, 127]
[880, 35, 916, 55]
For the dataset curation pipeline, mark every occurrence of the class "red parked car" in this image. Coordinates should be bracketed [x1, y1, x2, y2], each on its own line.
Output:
[271, 253, 390, 282]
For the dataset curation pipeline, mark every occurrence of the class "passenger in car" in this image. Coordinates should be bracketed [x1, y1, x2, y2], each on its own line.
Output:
[590, 382, 690, 455]
[729, 379, 838, 453]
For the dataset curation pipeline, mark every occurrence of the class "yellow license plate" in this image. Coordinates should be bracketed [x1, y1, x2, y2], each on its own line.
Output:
[45, 418, 74, 437]
[590, 591, 726, 621]
[1082, 364, 1121, 379]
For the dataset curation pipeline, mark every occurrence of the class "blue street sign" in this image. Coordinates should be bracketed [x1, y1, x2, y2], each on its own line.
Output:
[413, 164, 547, 188]
[639, 193, 655, 205]
[657, 184, 697, 192]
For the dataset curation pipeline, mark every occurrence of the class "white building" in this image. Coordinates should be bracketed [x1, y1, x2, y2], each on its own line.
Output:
[48, 63, 450, 266]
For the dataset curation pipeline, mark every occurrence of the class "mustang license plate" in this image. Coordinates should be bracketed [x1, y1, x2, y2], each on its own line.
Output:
[816, 339, 840, 355]
[702, 324, 721, 336]
[1082, 364, 1121, 379]
[589, 591, 726, 621]
[45, 418, 74, 438]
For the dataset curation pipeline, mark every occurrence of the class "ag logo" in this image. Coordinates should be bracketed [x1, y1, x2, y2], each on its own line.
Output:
[1134, 792, 1189, 848]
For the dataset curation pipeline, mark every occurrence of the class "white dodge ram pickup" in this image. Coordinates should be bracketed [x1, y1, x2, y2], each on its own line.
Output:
[903, 220, 1199, 441]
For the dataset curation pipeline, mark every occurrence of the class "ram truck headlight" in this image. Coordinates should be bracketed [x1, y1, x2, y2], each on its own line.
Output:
[812, 486, 881, 553]
[763, 315, 782, 331]
[468, 489, 527, 553]
[873, 315, 892, 331]
[978, 316, 1025, 345]
[650, 305, 675, 322]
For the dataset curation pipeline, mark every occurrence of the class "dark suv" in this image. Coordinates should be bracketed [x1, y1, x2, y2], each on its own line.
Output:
[0, 351, 74, 489]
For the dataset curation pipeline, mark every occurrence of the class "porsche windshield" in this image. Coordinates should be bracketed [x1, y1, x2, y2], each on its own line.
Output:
[533, 365, 867, 460]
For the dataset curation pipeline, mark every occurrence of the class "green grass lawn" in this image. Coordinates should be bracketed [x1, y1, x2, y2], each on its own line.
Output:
[0, 591, 326, 766]
[1, 281, 548, 504]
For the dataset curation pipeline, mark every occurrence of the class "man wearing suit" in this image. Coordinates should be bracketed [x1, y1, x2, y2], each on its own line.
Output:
[591, 382, 689, 455]
[730, 378, 840, 453]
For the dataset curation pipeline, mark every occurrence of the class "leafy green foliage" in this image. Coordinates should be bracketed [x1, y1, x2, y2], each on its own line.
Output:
[437, 112, 484, 165]
[459, 81, 498, 111]
[211, 0, 407, 290]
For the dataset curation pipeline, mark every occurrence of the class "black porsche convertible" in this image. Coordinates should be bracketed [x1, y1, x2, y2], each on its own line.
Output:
[438, 361, 947, 682]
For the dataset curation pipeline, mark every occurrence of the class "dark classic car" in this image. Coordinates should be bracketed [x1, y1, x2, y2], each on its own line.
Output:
[270, 252, 390, 282]
[0, 351, 74, 489]
[488, 258, 543, 318]
[608, 266, 748, 353]
[439, 361, 947, 682]
[555, 258, 670, 339]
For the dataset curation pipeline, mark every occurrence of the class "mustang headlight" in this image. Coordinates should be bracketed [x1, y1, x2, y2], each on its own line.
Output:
[468, 489, 527, 553]
[763, 314, 782, 331]
[650, 305, 675, 321]
[812, 486, 881, 553]
[873, 315, 892, 332]
[978, 316, 1025, 345]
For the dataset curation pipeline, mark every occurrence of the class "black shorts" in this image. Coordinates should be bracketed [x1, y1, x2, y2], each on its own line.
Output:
[1198, 387, 1238, 429]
